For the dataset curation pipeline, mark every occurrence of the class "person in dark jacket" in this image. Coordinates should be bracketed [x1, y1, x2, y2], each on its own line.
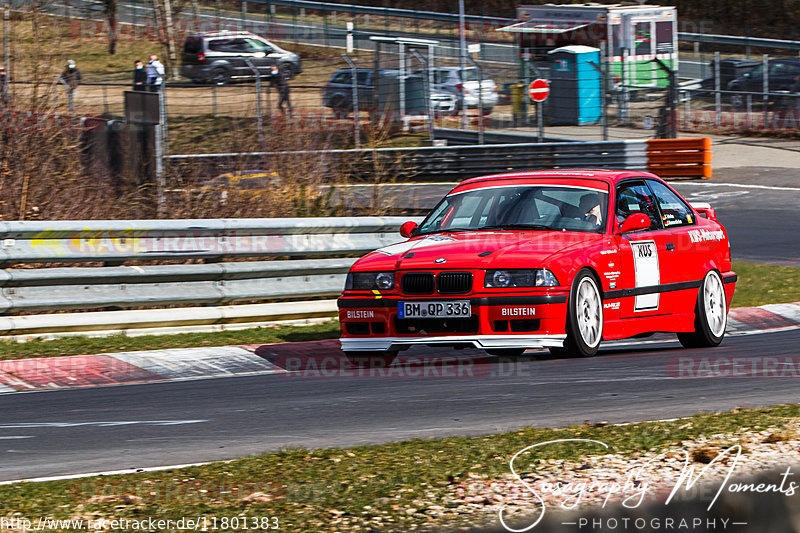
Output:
[59, 59, 81, 109]
[0, 65, 7, 105]
[133, 60, 147, 91]
[269, 65, 292, 115]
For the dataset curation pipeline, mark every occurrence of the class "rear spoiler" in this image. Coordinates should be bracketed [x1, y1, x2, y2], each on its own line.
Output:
[690, 202, 717, 220]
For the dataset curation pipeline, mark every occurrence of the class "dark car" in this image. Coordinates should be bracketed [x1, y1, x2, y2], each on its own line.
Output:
[699, 58, 760, 92]
[322, 68, 456, 117]
[727, 58, 800, 108]
[181, 31, 302, 85]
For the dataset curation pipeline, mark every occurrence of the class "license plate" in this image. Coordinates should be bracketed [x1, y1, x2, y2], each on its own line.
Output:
[398, 301, 471, 318]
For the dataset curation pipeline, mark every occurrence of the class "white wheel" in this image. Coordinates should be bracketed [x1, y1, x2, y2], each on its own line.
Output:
[576, 275, 603, 349]
[704, 270, 726, 338]
[678, 270, 727, 348]
[562, 269, 603, 357]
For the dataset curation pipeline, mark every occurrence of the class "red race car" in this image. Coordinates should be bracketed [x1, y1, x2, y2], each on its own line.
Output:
[338, 170, 736, 366]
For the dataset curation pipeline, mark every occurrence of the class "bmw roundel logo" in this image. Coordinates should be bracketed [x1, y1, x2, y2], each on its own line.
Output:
[435, 258, 447, 264]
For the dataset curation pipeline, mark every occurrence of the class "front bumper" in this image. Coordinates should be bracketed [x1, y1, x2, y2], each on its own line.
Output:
[341, 334, 567, 352]
[338, 293, 569, 352]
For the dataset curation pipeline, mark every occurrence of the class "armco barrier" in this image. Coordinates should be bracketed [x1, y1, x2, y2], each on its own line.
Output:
[646, 138, 713, 179]
[0, 217, 418, 338]
[167, 137, 712, 182]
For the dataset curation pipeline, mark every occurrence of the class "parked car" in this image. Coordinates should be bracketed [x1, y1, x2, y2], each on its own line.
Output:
[415, 66, 499, 114]
[699, 58, 760, 92]
[338, 170, 736, 367]
[181, 31, 302, 85]
[727, 58, 800, 108]
[198, 170, 280, 202]
[322, 68, 457, 117]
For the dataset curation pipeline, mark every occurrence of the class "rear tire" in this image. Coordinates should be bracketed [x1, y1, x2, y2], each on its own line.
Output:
[728, 90, 745, 110]
[678, 270, 727, 348]
[330, 95, 350, 118]
[548, 346, 569, 357]
[210, 67, 230, 86]
[562, 269, 603, 357]
[344, 351, 397, 368]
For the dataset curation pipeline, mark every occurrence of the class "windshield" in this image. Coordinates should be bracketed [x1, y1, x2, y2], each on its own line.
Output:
[417, 184, 609, 235]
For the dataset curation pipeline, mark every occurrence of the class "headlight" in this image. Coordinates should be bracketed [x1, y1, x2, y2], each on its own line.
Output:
[485, 269, 559, 288]
[345, 271, 395, 291]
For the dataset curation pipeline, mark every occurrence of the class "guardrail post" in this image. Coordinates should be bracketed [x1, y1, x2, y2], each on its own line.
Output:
[466, 55, 484, 144]
[714, 51, 721, 128]
[762, 54, 769, 130]
[342, 53, 360, 149]
[410, 49, 434, 143]
[244, 59, 264, 148]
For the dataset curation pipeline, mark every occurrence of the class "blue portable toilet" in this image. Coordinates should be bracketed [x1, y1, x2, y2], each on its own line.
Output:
[547, 45, 601, 125]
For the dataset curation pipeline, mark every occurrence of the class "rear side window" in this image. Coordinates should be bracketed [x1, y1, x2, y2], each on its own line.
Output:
[184, 37, 203, 54]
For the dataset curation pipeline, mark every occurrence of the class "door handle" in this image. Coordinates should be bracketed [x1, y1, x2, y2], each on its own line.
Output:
[666, 243, 675, 251]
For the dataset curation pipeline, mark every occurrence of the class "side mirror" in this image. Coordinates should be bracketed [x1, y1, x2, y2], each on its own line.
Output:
[617, 213, 651, 234]
[399, 221, 418, 239]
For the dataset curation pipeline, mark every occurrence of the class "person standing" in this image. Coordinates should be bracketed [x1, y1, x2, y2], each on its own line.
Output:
[146, 55, 165, 92]
[133, 60, 147, 91]
[269, 65, 292, 116]
[59, 60, 81, 110]
[0, 65, 7, 105]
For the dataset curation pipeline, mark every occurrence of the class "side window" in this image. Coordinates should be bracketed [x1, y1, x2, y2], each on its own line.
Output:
[208, 39, 231, 52]
[246, 38, 272, 53]
[331, 72, 351, 84]
[356, 71, 370, 85]
[615, 181, 661, 231]
[647, 180, 695, 228]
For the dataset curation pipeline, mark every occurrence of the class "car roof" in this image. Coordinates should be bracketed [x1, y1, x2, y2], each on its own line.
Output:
[459, 169, 661, 186]
[188, 31, 263, 39]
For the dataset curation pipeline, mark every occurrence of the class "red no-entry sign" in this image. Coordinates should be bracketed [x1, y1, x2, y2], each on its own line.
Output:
[529, 79, 550, 102]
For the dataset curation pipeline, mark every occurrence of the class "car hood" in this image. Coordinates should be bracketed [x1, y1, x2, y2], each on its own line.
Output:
[354, 231, 603, 271]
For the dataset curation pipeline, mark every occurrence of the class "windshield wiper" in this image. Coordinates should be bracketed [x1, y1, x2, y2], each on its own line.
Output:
[480, 224, 555, 231]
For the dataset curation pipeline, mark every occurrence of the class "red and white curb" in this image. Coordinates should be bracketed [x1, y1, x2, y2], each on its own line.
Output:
[0, 303, 798, 393]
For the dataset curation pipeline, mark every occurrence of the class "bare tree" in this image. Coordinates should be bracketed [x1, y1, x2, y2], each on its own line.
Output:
[151, 0, 180, 79]
[103, 0, 118, 55]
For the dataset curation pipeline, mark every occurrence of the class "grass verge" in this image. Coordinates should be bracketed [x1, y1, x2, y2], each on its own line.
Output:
[730, 260, 800, 308]
[2, 404, 799, 532]
[0, 321, 340, 361]
[0, 261, 795, 361]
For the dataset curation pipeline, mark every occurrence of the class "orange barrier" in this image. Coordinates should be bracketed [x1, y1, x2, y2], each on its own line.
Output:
[646, 137, 712, 179]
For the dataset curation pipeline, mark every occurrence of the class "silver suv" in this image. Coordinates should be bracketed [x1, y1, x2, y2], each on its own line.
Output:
[416, 67, 498, 114]
[181, 31, 302, 85]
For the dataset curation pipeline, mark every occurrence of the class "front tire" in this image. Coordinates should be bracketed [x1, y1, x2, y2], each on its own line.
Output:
[279, 63, 294, 80]
[563, 269, 603, 357]
[344, 351, 397, 368]
[678, 270, 727, 348]
[486, 348, 526, 357]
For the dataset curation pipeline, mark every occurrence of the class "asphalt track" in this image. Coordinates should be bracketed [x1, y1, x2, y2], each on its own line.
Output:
[0, 172, 798, 481]
[1, 328, 799, 481]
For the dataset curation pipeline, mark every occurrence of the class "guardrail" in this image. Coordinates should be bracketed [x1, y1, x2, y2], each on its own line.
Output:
[646, 138, 712, 179]
[168, 137, 711, 182]
[678, 32, 800, 52]
[0, 217, 417, 338]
